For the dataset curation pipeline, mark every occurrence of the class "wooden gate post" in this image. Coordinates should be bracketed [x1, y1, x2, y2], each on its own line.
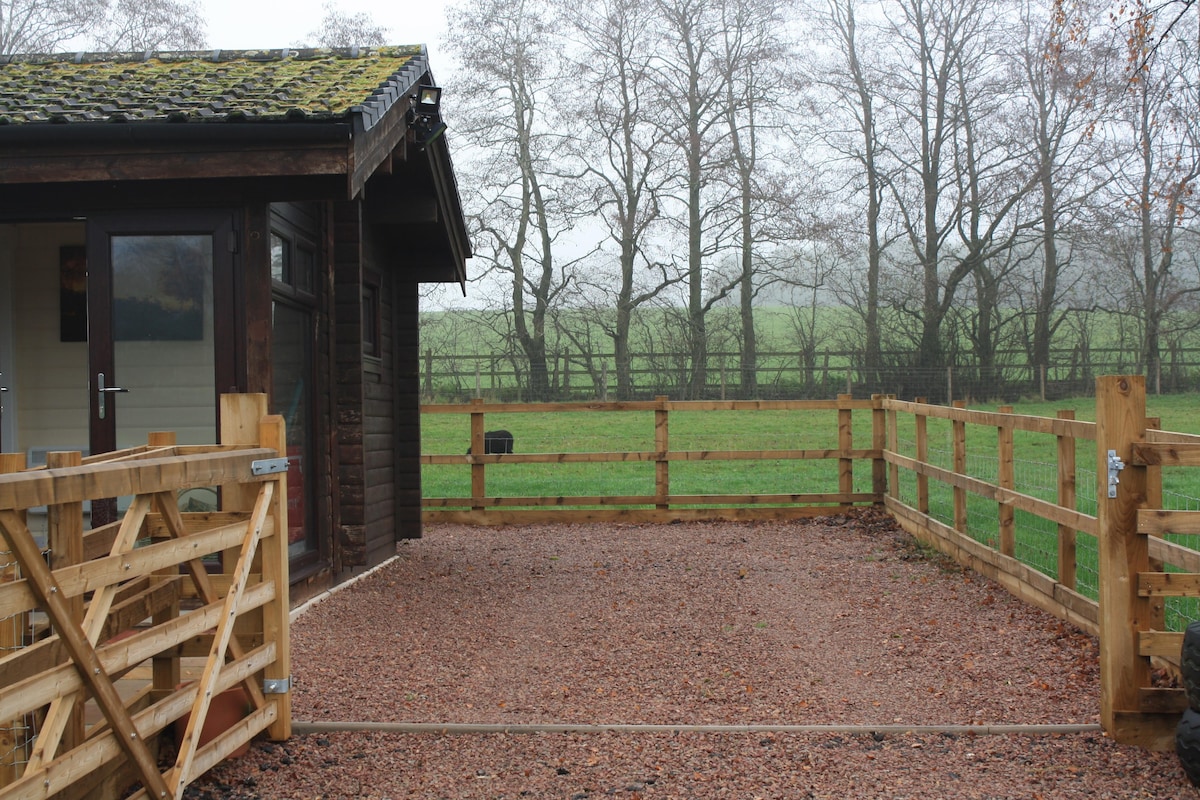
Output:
[1095, 375, 1172, 749]
[258, 414, 292, 741]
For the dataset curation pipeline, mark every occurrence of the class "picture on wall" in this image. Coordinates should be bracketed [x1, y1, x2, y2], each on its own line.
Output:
[59, 245, 87, 342]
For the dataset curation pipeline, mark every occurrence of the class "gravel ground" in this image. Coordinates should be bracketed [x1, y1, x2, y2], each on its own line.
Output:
[183, 510, 1196, 798]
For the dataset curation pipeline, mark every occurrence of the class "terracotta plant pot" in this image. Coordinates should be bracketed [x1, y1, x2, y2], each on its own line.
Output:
[174, 684, 252, 759]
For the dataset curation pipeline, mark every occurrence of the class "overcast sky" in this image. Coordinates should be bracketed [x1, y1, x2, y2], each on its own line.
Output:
[198, 0, 453, 70]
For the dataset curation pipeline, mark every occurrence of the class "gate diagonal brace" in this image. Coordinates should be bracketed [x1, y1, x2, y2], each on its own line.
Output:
[0, 509, 172, 799]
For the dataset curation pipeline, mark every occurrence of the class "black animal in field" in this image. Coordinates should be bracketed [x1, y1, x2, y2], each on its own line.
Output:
[467, 429, 514, 455]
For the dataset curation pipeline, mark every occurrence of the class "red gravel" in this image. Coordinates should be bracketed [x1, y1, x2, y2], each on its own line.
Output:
[183, 511, 1196, 799]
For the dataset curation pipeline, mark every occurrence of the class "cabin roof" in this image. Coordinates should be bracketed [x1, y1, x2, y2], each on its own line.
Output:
[0, 45, 470, 286]
[0, 46, 428, 128]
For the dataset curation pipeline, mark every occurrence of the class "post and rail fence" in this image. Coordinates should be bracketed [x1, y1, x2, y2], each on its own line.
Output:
[422, 378, 1200, 750]
[0, 393, 291, 799]
[0, 379, 1185, 800]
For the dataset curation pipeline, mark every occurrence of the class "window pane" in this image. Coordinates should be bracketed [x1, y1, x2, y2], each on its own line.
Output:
[271, 301, 316, 558]
[270, 234, 288, 284]
[294, 245, 315, 294]
[362, 284, 379, 357]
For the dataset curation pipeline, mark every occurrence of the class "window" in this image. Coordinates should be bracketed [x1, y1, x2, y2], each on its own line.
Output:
[362, 271, 381, 358]
[271, 233, 316, 299]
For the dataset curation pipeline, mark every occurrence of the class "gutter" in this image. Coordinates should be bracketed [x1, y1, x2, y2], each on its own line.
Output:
[0, 120, 352, 145]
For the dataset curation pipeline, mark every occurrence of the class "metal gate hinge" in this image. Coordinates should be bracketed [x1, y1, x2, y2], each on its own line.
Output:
[251, 457, 289, 476]
[1107, 450, 1126, 498]
[263, 677, 292, 694]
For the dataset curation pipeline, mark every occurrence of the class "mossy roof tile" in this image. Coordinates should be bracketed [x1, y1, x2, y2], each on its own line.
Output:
[0, 46, 426, 126]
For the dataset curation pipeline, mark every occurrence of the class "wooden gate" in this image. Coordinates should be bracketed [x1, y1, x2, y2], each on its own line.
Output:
[0, 394, 290, 799]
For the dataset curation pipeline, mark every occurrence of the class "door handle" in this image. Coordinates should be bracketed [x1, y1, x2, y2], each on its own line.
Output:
[97, 372, 129, 420]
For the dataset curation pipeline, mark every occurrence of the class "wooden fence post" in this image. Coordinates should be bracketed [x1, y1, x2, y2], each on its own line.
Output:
[871, 395, 886, 501]
[1056, 410, 1077, 591]
[0, 453, 26, 787]
[1095, 375, 1167, 748]
[998, 406, 1015, 557]
[915, 399, 929, 515]
[424, 348, 433, 401]
[1142, 416, 1167, 633]
[46, 449, 84, 753]
[470, 398, 485, 513]
[838, 394, 853, 508]
[886, 395, 898, 500]
[952, 401, 968, 534]
[655, 397, 669, 511]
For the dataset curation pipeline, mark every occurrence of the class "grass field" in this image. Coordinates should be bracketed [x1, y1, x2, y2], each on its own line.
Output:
[421, 392, 1200, 629]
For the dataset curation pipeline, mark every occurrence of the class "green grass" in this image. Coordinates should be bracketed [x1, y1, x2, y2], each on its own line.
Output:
[422, 392, 1200, 630]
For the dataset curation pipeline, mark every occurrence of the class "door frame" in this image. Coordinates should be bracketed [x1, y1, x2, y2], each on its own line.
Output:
[0, 228, 14, 453]
[85, 211, 241, 456]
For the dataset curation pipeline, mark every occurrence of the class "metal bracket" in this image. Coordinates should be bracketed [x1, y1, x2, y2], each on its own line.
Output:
[1107, 450, 1126, 498]
[263, 677, 292, 694]
[251, 457, 289, 476]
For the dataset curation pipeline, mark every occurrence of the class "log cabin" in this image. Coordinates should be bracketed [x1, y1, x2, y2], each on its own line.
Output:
[0, 46, 469, 605]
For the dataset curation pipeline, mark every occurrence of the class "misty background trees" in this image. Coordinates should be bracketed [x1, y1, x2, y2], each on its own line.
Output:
[3, 0, 1196, 402]
[428, 0, 1200, 402]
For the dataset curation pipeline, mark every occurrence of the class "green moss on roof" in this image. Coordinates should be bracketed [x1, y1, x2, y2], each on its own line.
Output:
[0, 46, 426, 124]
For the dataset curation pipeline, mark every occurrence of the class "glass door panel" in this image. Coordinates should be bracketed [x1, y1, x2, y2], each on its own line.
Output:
[111, 234, 217, 451]
[271, 301, 315, 557]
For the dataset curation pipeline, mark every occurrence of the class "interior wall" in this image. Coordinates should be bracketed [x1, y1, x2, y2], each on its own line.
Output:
[7, 222, 216, 462]
[11, 222, 89, 458]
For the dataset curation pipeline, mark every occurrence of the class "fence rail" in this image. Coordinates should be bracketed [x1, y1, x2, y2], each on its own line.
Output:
[421, 381, 1200, 751]
[0, 394, 290, 800]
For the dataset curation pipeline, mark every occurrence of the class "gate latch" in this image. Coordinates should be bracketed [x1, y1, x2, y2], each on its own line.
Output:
[1107, 450, 1126, 498]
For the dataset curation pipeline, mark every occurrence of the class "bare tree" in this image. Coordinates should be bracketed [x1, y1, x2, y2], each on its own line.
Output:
[808, 0, 893, 386]
[445, 0, 584, 401]
[563, 0, 679, 400]
[1, 0, 108, 54]
[302, 2, 389, 48]
[650, 0, 736, 399]
[92, 0, 204, 50]
[1109, 4, 1200, 373]
[718, 0, 793, 398]
[1016, 0, 1113, 376]
[877, 0, 1012, 399]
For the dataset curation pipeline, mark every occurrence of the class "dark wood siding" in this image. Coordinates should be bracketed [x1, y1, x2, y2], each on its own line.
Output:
[332, 199, 366, 567]
[362, 225, 397, 566]
[393, 278, 422, 539]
